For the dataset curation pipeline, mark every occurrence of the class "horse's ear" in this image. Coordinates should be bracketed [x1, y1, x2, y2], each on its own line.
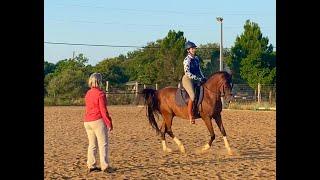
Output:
[226, 68, 232, 76]
[226, 69, 233, 80]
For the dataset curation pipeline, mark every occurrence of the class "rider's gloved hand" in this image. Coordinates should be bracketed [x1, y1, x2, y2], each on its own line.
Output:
[200, 77, 207, 85]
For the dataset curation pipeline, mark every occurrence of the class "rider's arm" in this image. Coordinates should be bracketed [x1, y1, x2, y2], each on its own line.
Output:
[196, 57, 205, 79]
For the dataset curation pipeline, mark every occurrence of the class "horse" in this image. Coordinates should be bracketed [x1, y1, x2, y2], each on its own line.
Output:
[141, 71, 234, 155]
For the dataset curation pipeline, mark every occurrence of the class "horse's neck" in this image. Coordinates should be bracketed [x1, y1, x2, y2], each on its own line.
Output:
[205, 79, 220, 91]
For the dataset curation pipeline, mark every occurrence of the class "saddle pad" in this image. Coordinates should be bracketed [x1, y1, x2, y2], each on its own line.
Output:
[175, 86, 204, 108]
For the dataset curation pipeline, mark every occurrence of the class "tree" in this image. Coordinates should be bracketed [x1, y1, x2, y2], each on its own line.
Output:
[44, 61, 56, 76]
[225, 20, 276, 87]
[46, 69, 88, 99]
[45, 53, 92, 98]
[54, 54, 88, 74]
[44, 61, 56, 96]
[157, 30, 186, 86]
[196, 43, 220, 77]
[94, 58, 129, 86]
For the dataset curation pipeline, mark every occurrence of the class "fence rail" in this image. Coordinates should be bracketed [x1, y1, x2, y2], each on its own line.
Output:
[44, 83, 276, 107]
[105, 82, 276, 105]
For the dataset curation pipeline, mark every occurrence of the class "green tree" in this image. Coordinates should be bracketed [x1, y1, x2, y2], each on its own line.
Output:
[196, 43, 220, 77]
[44, 61, 56, 95]
[225, 20, 276, 87]
[54, 54, 88, 74]
[122, 41, 161, 84]
[94, 58, 129, 86]
[46, 69, 88, 99]
[45, 53, 92, 98]
[44, 61, 56, 76]
[157, 30, 186, 86]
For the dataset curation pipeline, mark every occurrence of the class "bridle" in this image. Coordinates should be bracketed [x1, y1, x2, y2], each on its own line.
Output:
[202, 81, 233, 98]
[203, 84, 220, 96]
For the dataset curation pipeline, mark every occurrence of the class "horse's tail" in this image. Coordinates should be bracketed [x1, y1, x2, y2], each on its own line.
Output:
[141, 88, 161, 135]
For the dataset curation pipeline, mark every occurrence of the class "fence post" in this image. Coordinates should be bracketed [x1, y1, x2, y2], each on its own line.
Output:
[269, 89, 272, 105]
[105, 81, 109, 98]
[254, 89, 258, 100]
[257, 83, 261, 103]
[156, 83, 158, 90]
[135, 81, 139, 98]
[143, 84, 146, 89]
[106, 81, 109, 92]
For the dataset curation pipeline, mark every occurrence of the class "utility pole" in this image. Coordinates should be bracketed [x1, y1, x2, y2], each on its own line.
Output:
[217, 17, 225, 108]
[216, 17, 223, 71]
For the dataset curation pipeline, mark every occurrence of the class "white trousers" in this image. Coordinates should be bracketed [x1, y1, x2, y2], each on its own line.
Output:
[84, 119, 109, 170]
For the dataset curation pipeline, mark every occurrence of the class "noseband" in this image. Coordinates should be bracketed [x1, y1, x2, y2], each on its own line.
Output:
[203, 83, 232, 97]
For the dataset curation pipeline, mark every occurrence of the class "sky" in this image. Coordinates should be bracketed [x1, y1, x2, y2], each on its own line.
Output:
[44, 0, 276, 65]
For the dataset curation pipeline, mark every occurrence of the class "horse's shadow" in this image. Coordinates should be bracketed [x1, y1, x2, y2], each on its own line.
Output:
[114, 150, 274, 173]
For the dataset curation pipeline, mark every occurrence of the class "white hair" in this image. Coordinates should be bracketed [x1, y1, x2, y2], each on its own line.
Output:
[88, 73, 102, 88]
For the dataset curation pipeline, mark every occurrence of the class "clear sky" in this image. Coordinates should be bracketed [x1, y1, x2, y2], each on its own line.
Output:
[44, 0, 275, 65]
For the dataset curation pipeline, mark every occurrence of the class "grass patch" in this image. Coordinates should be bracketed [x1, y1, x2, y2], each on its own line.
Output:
[227, 101, 276, 111]
[44, 97, 85, 106]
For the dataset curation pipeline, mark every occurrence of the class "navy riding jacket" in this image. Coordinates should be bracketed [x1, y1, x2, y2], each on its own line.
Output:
[183, 54, 205, 81]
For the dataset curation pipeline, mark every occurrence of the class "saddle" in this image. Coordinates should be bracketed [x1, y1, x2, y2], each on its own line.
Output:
[175, 80, 204, 118]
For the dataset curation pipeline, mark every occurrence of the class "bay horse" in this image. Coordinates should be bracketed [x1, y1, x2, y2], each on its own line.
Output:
[141, 71, 233, 154]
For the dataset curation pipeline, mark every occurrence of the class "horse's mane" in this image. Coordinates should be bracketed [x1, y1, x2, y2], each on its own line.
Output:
[207, 71, 231, 79]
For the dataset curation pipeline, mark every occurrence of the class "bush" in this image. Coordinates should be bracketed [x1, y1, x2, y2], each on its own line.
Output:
[44, 97, 85, 106]
[44, 94, 139, 106]
[107, 93, 137, 105]
[227, 101, 275, 110]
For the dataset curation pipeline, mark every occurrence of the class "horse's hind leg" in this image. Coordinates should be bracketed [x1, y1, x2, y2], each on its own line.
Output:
[163, 113, 186, 154]
[214, 114, 232, 155]
[160, 121, 172, 153]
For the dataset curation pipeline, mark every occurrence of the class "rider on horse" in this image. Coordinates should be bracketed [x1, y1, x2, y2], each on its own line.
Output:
[182, 41, 207, 124]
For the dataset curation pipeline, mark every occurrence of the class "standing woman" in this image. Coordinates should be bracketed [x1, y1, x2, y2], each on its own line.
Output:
[84, 73, 115, 173]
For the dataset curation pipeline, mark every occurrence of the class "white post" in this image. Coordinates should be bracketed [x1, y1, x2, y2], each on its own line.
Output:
[269, 90, 272, 105]
[216, 17, 223, 71]
[106, 81, 109, 92]
[156, 83, 158, 90]
[144, 84, 146, 89]
[135, 81, 139, 98]
[217, 17, 224, 107]
[105, 81, 109, 98]
[257, 83, 261, 103]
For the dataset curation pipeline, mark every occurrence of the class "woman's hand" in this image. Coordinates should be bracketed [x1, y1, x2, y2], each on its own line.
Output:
[108, 123, 113, 133]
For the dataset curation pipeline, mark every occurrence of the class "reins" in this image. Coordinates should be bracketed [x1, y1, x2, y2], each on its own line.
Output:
[202, 84, 220, 96]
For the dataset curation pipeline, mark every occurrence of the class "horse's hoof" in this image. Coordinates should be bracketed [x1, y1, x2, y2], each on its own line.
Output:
[179, 146, 186, 154]
[202, 144, 211, 152]
[201, 149, 209, 153]
[163, 148, 172, 153]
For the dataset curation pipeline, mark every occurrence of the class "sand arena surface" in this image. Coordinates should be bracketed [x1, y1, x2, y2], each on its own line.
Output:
[44, 106, 275, 179]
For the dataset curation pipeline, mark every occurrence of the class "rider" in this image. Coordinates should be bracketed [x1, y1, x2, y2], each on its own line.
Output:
[182, 41, 206, 124]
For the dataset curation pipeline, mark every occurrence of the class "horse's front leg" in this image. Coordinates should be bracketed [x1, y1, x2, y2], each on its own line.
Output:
[214, 114, 232, 155]
[201, 116, 216, 152]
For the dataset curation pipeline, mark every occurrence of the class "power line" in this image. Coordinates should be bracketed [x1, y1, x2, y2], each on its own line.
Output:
[51, 3, 269, 16]
[44, 41, 227, 49]
[44, 41, 276, 49]
[44, 41, 157, 48]
[46, 19, 274, 30]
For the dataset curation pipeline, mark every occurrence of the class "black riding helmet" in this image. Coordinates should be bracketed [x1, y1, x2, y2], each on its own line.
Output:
[185, 41, 197, 50]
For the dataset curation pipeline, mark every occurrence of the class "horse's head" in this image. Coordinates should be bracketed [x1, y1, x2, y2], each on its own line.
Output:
[205, 71, 234, 103]
[219, 72, 233, 103]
